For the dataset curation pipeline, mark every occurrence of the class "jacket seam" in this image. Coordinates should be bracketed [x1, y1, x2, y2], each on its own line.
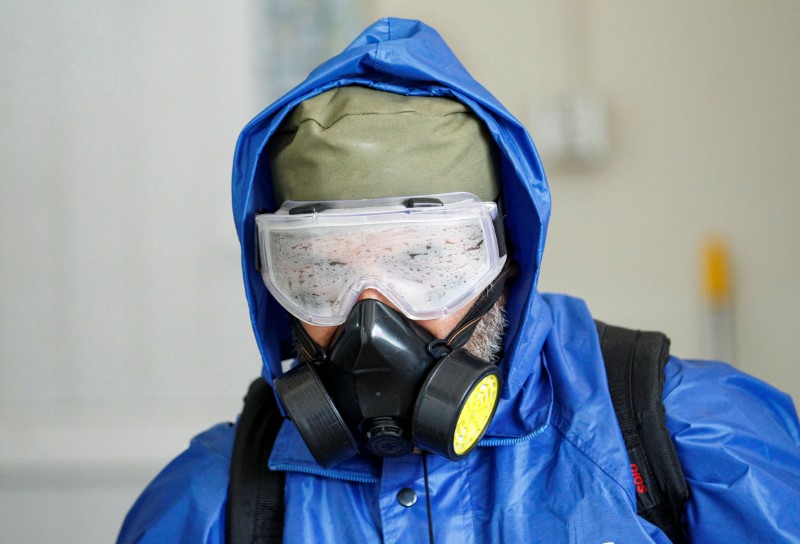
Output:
[372, 21, 384, 71]
[549, 410, 636, 508]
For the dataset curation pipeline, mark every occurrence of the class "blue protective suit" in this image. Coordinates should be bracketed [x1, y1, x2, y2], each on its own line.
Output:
[119, 18, 800, 543]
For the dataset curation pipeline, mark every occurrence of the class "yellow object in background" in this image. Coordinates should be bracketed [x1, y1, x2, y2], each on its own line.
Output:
[700, 235, 735, 364]
[701, 236, 732, 308]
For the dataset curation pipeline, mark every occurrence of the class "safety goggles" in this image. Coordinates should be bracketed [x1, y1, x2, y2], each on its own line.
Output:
[255, 192, 506, 326]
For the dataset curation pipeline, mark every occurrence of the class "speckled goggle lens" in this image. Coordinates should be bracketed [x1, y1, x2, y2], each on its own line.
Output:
[257, 203, 504, 325]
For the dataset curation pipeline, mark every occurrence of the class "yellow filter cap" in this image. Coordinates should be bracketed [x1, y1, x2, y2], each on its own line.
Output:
[452, 374, 499, 455]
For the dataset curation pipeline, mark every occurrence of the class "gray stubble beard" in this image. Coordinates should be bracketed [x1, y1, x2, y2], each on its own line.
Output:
[461, 294, 507, 364]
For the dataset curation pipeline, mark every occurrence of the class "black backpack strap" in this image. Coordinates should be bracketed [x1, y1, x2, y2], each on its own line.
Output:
[595, 321, 689, 543]
[226, 377, 285, 544]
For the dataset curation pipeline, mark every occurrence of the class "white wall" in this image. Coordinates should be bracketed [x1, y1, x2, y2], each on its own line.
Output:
[0, 2, 265, 541]
[1, 2, 798, 542]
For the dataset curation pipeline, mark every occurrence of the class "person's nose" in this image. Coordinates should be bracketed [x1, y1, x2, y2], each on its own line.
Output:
[355, 288, 399, 310]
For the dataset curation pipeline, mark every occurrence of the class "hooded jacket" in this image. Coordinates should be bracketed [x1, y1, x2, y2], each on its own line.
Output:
[119, 18, 800, 543]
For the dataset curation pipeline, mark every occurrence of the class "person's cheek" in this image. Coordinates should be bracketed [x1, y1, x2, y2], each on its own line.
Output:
[302, 323, 338, 350]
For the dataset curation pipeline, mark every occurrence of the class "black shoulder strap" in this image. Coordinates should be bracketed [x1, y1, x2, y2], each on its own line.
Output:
[226, 377, 285, 544]
[595, 321, 689, 543]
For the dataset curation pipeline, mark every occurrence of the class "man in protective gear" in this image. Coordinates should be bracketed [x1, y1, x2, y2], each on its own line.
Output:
[119, 18, 800, 543]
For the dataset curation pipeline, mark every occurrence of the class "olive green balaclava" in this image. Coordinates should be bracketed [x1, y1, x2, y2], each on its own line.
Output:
[268, 86, 501, 205]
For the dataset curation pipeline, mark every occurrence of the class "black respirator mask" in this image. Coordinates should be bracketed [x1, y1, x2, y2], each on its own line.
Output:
[273, 268, 510, 468]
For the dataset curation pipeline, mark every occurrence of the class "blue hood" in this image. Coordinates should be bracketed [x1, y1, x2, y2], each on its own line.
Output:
[232, 18, 551, 397]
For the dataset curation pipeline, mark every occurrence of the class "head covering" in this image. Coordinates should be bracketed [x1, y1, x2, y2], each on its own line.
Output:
[233, 18, 550, 396]
[268, 86, 501, 204]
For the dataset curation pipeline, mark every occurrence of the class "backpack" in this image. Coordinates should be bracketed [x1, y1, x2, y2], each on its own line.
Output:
[594, 321, 689, 542]
[226, 322, 689, 543]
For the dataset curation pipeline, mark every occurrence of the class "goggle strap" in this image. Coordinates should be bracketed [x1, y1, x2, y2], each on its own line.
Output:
[253, 209, 269, 272]
[445, 260, 512, 350]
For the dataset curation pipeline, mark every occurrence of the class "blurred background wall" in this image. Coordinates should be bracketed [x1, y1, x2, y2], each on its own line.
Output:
[1, 1, 798, 542]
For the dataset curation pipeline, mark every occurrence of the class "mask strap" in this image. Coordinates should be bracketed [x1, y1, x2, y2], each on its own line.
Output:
[444, 260, 513, 351]
[291, 317, 327, 363]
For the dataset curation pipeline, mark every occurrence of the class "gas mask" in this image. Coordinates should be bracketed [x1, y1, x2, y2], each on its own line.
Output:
[258, 193, 510, 467]
[275, 297, 504, 467]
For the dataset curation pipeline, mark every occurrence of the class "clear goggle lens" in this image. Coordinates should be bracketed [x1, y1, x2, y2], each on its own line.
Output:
[256, 193, 505, 325]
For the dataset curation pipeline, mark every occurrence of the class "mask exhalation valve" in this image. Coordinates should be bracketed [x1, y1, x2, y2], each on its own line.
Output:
[365, 417, 412, 457]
